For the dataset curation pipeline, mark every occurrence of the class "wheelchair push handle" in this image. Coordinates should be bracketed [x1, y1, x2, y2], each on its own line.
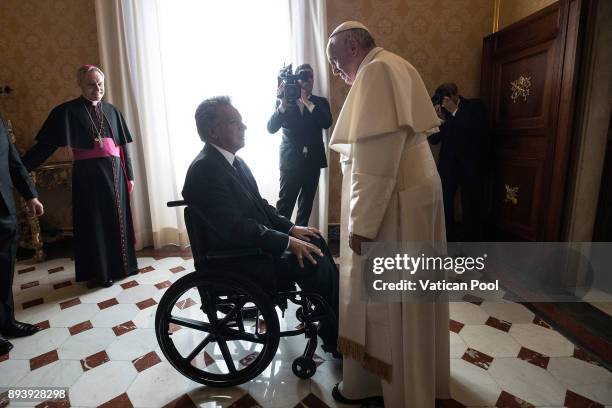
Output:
[167, 200, 187, 207]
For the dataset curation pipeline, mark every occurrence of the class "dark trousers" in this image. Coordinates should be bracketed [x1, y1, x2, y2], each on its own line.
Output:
[277, 167, 320, 226]
[205, 236, 339, 351]
[0, 211, 17, 331]
[440, 161, 482, 242]
[277, 236, 339, 350]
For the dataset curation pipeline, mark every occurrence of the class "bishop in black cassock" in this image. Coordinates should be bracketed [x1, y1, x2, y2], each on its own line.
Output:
[22, 65, 138, 287]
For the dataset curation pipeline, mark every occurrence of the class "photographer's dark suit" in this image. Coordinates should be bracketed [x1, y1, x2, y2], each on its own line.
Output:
[0, 119, 38, 331]
[267, 97, 332, 226]
[428, 96, 487, 241]
[182, 143, 339, 351]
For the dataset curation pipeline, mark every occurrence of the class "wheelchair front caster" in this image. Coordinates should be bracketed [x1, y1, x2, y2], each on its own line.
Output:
[296, 306, 305, 323]
[296, 305, 316, 323]
[292, 356, 316, 379]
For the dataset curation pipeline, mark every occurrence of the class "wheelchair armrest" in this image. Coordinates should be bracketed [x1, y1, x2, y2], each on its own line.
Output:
[167, 200, 187, 207]
[205, 248, 266, 260]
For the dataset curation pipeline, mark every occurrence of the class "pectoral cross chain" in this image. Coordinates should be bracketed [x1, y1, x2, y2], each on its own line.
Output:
[82, 102, 106, 149]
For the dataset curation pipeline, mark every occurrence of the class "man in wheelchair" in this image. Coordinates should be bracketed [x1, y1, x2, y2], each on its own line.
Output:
[182, 96, 340, 358]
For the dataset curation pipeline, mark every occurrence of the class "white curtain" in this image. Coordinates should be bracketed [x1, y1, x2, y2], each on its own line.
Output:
[95, 0, 329, 248]
[95, 0, 157, 249]
[288, 0, 330, 238]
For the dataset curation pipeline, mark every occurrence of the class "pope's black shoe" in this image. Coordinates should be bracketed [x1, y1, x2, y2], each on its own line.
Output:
[101, 279, 114, 288]
[0, 335, 13, 356]
[332, 383, 385, 406]
[1, 321, 40, 338]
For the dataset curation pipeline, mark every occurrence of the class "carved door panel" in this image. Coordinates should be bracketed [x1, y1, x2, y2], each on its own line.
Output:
[480, 0, 589, 240]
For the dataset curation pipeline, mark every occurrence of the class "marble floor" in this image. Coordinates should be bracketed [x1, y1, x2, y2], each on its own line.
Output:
[1, 256, 611, 408]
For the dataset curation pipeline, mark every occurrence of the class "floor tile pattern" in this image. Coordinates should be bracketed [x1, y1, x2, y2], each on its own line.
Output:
[1, 257, 610, 407]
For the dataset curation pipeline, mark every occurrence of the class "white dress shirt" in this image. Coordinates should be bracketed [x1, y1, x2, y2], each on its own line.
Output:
[209, 143, 235, 165]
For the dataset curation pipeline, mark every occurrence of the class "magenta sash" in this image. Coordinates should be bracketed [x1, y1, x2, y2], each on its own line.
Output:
[72, 138, 120, 161]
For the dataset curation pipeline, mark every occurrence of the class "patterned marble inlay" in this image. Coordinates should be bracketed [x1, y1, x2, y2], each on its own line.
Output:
[59, 298, 80, 310]
[112, 320, 137, 336]
[30, 350, 59, 370]
[517, 346, 550, 369]
[97, 298, 119, 310]
[80, 350, 110, 371]
[462, 348, 494, 370]
[120, 280, 139, 290]
[3, 255, 610, 408]
[449, 319, 465, 333]
[132, 351, 162, 372]
[68, 320, 93, 336]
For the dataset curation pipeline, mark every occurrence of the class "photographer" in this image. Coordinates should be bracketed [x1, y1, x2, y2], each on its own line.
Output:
[267, 64, 333, 226]
[428, 83, 487, 241]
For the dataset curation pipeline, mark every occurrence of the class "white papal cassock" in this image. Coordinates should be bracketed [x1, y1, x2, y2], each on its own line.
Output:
[330, 46, 451, 407]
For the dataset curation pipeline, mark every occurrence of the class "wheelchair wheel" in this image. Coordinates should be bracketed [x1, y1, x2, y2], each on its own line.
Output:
[292, 356, 316, 379]
[155, 270, 280, 387]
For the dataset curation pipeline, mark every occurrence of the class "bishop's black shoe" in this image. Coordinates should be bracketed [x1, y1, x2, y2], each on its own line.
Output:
[1, 321, 41, 338]
[101, 279, 114, 288]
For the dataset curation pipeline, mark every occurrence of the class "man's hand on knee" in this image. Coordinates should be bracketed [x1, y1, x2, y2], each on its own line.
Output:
[289, 225, 321, 242]
[288, 236, 323, 268]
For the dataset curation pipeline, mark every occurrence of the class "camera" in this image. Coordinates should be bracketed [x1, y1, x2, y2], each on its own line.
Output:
[278, 64, 310, 105]
[431, 89, 452, 107]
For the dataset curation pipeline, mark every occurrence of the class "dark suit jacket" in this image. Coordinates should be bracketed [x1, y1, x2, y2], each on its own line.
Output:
[0, 119, 37, 216]
[267, 95, 332, 170]
[428, 96, 487, 173]
[182, 143, 294, 257]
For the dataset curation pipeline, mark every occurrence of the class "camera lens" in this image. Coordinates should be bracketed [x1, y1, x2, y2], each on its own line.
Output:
[285, 84, 301, 100]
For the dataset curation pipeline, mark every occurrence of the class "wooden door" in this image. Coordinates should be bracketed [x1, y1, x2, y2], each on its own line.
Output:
[480, 0, 590, 241]
[593, 114, 612, 241]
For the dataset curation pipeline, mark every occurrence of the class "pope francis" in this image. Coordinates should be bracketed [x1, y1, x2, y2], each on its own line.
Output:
[326, 21, 451, 407]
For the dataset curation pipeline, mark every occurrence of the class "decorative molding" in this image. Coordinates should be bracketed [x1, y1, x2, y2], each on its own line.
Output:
[504, 184, 519, 205]
[493, 0, 501, 32]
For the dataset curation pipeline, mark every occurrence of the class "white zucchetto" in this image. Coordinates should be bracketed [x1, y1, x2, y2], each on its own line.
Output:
[329, 21, 371, 38]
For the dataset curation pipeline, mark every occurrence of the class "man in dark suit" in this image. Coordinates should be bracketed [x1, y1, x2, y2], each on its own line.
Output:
[0, 118, 44, 355]
[182, 96, 339, 356]
[428, 83, 487, 241]
[267, 64, 333, 226]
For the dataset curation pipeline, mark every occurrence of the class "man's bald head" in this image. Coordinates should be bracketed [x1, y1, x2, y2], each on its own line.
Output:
[326, 22, 376, 85]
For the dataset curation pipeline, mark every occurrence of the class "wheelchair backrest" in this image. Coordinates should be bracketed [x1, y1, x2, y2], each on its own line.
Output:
[183, 206, 212, 268]
[182, 205, 283, 291]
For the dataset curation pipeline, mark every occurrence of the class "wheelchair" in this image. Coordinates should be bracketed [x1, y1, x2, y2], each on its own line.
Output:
[155, 200, 336, 387]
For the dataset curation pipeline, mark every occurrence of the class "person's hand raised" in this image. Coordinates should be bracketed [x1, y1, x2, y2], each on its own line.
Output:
[442, 96, 458, 114]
